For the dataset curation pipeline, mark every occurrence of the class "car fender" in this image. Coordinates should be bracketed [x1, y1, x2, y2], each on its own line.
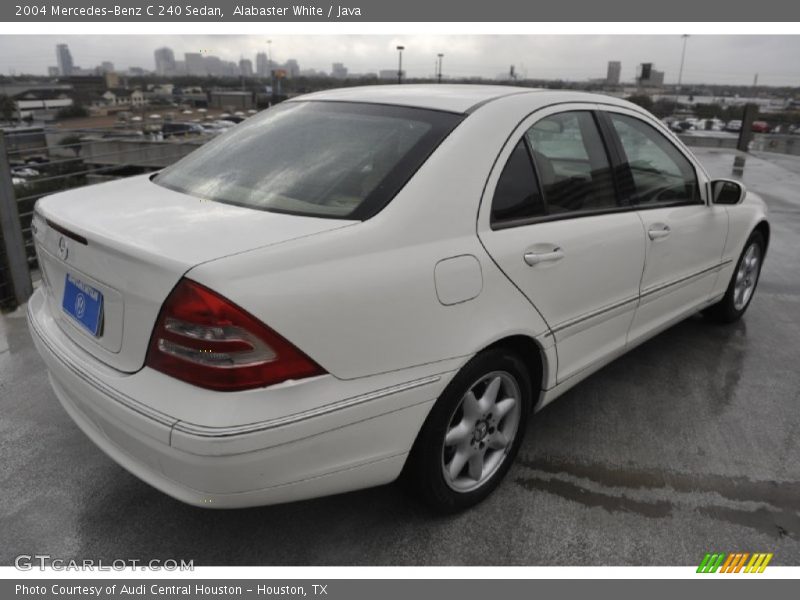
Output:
[187, 221, 549, 381]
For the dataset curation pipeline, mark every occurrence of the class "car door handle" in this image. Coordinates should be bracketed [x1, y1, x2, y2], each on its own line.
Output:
[524, 247, 564, 266]
[648, 225, 671, 240]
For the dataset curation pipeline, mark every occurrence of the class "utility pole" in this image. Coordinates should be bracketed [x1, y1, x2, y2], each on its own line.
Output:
[267, 40, 274, 101]
[396, 45, 405, 84]
[674, 34, 690, 112]
[437, 53, 444, 83]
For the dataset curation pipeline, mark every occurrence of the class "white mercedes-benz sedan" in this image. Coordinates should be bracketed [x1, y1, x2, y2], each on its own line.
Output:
[28, 85, 769, 511]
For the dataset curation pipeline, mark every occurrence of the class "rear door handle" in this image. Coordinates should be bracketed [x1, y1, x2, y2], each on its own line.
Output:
[524, 247, 564, 266]
[648, 225, 671, 240]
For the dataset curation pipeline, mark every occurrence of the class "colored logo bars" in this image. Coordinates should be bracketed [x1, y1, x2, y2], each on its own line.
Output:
[697, 553, 773, 573]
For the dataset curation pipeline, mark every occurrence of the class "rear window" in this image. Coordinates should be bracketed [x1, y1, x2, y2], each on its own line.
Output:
[154, 101, 462, 219]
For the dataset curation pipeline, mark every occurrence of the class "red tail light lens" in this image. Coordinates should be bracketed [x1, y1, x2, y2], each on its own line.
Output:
[146, 279, 325, 391]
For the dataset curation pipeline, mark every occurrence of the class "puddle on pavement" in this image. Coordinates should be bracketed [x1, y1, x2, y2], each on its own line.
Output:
[515, 454, 799, 540]
[517, 475, 673, 518]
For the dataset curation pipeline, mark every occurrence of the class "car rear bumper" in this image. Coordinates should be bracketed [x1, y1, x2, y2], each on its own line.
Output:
[27, 288, 446, 508]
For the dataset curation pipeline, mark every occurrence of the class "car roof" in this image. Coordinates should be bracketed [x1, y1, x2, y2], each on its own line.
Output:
[293, 84, 550, 114]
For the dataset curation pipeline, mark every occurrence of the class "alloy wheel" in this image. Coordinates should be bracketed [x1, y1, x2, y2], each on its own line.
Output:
[733, 242, 762, 310]
[441, 371, 522, 492]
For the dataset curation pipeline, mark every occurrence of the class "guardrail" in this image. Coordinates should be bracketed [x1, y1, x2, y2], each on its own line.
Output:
[0, 127, 214, 310]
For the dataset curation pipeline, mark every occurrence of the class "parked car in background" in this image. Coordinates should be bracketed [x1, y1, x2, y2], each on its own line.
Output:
[694, 118, 725, 132]
[162, 122, 205, 138]
[725, 119, 743, 132]
[29, 86, 769, 512]
[770, 123, 794, 134]
[709, 118, 726, 131]
[751, 121, 770, 133]
[11, 167, 40, 178]
[205, 119, 237, 130]
[670, 120, 694, 132]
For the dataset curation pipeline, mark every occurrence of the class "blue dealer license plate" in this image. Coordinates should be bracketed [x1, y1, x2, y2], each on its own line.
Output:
[62, 274, 103, 336]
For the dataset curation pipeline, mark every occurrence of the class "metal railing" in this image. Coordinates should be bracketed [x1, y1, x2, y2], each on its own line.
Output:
[0, 126, 214, 310]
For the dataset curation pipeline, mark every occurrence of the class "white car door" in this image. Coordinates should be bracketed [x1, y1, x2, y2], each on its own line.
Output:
[600, 110, 728, 345]
[478, 107, 646, 384]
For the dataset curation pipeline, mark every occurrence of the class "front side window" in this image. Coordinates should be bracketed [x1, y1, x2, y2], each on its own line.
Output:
[608, 113, 700, 206]
[526, 111, 617, 214]
[154, 101, 462, 219]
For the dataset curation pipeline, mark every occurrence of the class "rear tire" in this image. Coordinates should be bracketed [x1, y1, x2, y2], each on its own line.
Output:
[704, 230, 765, 324]
[404, 348, 532, 513]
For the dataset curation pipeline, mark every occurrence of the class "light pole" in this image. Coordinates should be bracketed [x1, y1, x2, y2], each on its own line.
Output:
[675, 34, 690, 112]
[396, 45, 405, 84]
[267, 39, 274, 103]
[437, 53, 444, 83]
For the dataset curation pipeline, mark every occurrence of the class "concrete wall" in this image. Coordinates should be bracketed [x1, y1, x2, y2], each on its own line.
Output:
[81, 138, 205, 168]
[681, 133, 800, 157]
[748, 134, 800, 157]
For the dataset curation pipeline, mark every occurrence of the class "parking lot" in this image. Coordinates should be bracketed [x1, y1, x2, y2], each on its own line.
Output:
[1, 146, 798, 566]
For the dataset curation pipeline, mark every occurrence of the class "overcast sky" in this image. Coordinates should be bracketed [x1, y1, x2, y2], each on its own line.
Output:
[1, 35, 798, 85]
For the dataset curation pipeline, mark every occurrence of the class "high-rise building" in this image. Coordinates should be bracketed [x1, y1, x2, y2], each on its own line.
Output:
[185, 52, 206, 76]
[239, 58, 254, 77]
[204, 55, 223, 76]
[606, 61, 621, 85]
[256, 52, 269, 77]
[284, 59, 300, 78]
[56, 44, 74, 76]
[104, 71, 120, 88]
[636, 62, 665, 87]
[100, 61, 115, 73]
[331, 62, 348, 78]
[154, 47, 176, 76]
[222, 61, 239, 77]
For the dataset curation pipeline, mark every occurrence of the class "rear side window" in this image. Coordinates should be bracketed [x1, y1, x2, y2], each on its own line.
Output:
[608, 113, 700, 206]
[154, 101, 462, 220]
[491, 140, 546, 225]
[526, 111, 617, 214]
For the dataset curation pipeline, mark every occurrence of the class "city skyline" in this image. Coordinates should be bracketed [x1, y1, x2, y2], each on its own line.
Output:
[0, 35, 798, 85]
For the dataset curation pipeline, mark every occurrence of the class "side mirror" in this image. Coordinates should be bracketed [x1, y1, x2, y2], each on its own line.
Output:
[711, 179, 746, 205]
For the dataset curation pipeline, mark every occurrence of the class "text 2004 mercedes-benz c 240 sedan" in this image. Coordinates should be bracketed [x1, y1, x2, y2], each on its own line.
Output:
[28, 86, 768, 511]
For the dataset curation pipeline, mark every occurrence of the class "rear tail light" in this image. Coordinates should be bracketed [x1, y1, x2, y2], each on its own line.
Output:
[146, 279, 325, 391]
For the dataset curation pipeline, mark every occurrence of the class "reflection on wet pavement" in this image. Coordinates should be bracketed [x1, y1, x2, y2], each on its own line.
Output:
[515, 454, 799, 539]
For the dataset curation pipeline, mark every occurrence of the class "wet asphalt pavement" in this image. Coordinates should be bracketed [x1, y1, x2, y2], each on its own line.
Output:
[1, 147, 798, 566]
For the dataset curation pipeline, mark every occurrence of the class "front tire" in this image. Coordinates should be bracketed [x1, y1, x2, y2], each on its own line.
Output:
[704, 230, 765, 323]
[404, 348, 532, 513]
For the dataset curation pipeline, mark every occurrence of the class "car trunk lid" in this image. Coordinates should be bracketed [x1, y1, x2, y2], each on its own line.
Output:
[32, 174, 355, 373]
